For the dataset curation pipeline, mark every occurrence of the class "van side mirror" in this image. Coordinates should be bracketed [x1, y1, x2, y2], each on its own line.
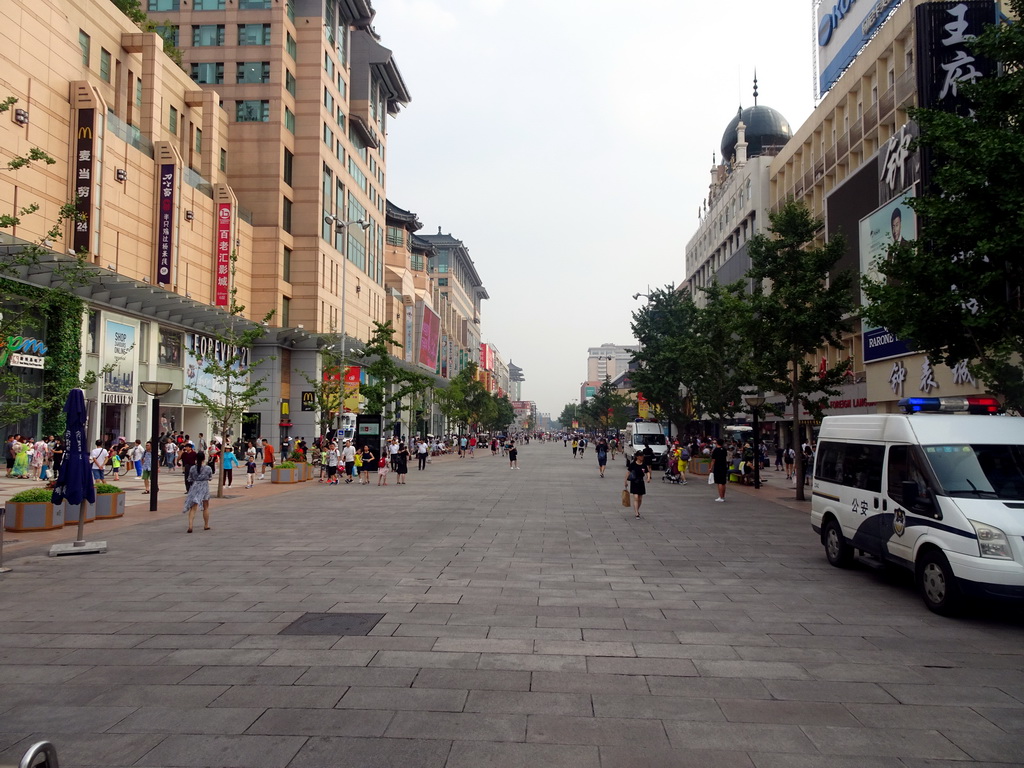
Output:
[901, 480, 919, 507]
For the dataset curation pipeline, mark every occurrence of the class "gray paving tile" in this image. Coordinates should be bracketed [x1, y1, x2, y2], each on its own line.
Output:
[531, 671, 649, 695]
[384, 711, 525, 741]
[337, 686, 466, 712]
[927, 730, 1024, 763]
[763, 679, 897, 704]
[592, 693, 723, 721]
[446, 740, 599, 767]
[87, 684, 228, 707]
[246, 707, 393, 737]
[259, 649, 376, 667]
[802, 725, 971, 759]
[602, 743, 753, 768]
[0, 684, 112, 707]
[0, 705, 135, 733]
[108, 706, 263, 734]
[135, 734, 306, 767]
[368, 650, 479, 669]
[846, 702, 1003, 731]
[412, 668, 531, 691]
[973, 705, 1024, 732]
[478, 653, 586, 672]
[465, 690, 591, 716]
[292, 666, 417, 688]
[180, 665, 305, 686]
[718, 698, 860, 726]
[664, 721, 818, 753]
[587, 657, 698, 676]
[210, 685, 344, 709]
[526, 713, 668, 745]
[288, 736, 451, 768]
[881, 683, 1023, 707]
[749, 755, 905, 768]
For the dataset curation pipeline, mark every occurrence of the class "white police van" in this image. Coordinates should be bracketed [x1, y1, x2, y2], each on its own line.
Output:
[811, 396, 1024, 614]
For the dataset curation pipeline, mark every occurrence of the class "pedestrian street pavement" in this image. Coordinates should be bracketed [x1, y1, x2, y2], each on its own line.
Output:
[0, 441, 1022, 767]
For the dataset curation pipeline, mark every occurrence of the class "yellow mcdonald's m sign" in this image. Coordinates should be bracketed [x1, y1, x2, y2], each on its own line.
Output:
[78, 126, 92, 139]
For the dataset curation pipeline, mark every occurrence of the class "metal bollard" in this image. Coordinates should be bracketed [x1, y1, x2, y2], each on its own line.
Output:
[0, 741, 61, 768]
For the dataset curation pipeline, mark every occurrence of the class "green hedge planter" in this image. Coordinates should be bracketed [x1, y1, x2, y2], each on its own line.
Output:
[271, 462, 298, 484]
[92, 484, 126, 520]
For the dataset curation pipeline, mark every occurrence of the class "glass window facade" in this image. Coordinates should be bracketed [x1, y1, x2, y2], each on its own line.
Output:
[169, 105, 178, 134]
[283, 148, 293, 186]
[238, 23, 271, 45]
[79, 30, 90, 66]
[285, 107, 295, 133]
[286, 32, 296, 59]
[192, 25, 225, 46]
[148, 0, 179, 9]
[236, 61, 270, 83]
[236, 99, 269, 122]
[283, 197, 293, 233]
[239, 0, 271, 7]
[194, 0, 225, 8]
[99, 49, 111, 82]
[191, 62, 224, 84]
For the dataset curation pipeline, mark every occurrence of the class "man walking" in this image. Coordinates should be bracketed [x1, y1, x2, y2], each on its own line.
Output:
[416, 439, 428, 470]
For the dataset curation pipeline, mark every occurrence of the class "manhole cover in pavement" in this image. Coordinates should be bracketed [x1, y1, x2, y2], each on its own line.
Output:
[278, 612, 385, 636]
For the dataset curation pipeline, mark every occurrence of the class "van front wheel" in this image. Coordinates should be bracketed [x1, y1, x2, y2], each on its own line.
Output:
[823, 519, 853, 568]
[917, 550, 962, 615]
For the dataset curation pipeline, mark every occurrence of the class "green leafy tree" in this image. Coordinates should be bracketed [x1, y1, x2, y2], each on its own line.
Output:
[586, 376, 630, 435]
[863, 3, 1024, 410]
[629, 286, 697, 435]
[185, 255, 272, 498]
[359, 320, 432, 426]
[437, 362, 490, 433]
[747, 200, 855, 500]
[689, 281, 755, 429]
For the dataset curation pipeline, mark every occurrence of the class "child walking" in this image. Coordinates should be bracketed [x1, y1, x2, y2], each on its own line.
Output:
[377, 454, 390, 486]
[245, 457, 256, 489]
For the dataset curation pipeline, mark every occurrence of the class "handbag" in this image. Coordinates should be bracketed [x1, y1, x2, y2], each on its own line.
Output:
[707, 472, 715, 485]
[621, 489, 630, 507]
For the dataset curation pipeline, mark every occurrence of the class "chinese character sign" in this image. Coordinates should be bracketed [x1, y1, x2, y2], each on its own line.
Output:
[157, 163, 176, 285]
[73, 108, 95, 254]
[215, 203, 232, 306]
[916, 2, 996, 115]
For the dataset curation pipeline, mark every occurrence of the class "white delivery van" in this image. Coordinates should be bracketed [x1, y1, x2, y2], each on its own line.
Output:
[811, 396, 1024, 614]
[624, 420, 669, 470]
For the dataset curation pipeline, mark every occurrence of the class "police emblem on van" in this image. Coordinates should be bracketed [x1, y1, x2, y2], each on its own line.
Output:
[893, 508, 906, 537]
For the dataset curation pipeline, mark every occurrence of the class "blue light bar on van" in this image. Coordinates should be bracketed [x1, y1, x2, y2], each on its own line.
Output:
[898, 396, 1000, 414]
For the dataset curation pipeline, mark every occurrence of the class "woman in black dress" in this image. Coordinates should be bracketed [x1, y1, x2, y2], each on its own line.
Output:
[711, 438, 728, 502]
[624, 452, 651, 518]
[395, 442, 410, 484]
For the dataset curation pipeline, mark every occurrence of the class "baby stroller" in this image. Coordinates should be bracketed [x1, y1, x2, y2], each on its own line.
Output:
[662, 462, 684, 484]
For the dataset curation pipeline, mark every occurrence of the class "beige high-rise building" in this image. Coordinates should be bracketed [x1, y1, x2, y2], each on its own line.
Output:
[1, 0, 260, 438]
[154, 0, 410, 345]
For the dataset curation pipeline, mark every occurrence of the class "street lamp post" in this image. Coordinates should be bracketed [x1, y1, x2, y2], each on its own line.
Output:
[140, 381, 173, 511]
[743, 390, 766, 490]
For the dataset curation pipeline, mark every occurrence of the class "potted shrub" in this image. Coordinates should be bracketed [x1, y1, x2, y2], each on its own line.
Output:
[4, 487, 64, 532]
[92, 482, 126, 520]
[271, 460, 298, 484]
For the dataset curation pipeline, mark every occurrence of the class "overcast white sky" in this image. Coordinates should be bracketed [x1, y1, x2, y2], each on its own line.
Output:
[381, 0, 817, 416]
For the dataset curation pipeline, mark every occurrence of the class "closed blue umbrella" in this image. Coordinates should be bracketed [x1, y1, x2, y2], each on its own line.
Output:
[51, 388, 95, 508]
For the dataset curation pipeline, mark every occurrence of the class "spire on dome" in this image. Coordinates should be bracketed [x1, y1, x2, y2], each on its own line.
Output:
[753, 70, 759, 106]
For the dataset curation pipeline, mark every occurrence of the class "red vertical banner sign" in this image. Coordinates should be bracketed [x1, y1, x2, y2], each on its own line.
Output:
[73, 108, 95, 254]
[214, 202, 232, 306]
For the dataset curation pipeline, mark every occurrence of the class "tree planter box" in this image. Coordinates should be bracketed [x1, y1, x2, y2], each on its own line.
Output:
[303, 463, 313, 481]
[63, 500, 96, 526]
[690, 458, 712, 476]
[271, 467, 298, 484]
[93, 492, 126, 519]
[4, 501, 64, 532]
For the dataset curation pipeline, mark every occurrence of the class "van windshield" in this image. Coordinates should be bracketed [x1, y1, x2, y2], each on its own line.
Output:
[633, 434, 667, 446]
[923, 444, 1024, 500]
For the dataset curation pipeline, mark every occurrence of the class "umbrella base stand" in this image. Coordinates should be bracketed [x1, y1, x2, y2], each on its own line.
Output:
[49, 540, 108, 557]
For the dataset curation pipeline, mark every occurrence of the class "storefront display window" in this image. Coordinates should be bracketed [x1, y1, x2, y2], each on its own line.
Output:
[158, 329, 182, 366]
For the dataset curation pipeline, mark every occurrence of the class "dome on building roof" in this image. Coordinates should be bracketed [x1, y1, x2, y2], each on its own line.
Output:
[720, 104, 793, 161]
